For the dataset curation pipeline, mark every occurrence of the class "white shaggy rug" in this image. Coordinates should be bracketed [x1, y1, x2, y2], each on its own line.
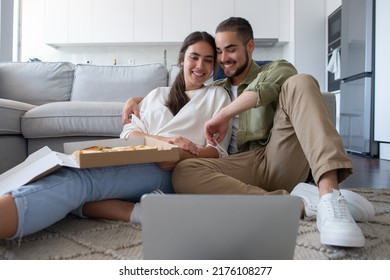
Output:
[1, 188, 389, 260]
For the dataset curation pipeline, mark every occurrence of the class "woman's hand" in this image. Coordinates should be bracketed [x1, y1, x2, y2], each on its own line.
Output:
[121, 97, 143, 124]
[167, 136, 199, 156]
[157, 138, 199, 171]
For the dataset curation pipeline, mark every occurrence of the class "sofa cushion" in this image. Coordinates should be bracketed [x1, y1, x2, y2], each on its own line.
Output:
[0, 98, 36, 134]
[21, 101, 124, 138]
[0, 62, 75, 105]
[70, 63, 168, 102]
[168, 65, 180, 86]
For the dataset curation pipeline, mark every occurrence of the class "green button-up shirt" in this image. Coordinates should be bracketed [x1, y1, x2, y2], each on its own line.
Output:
[212, 59, 297, 152]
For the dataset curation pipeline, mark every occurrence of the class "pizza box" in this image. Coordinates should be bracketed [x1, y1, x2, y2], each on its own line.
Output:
[0, 137, 179, 195]
[63, 137, 179, 168]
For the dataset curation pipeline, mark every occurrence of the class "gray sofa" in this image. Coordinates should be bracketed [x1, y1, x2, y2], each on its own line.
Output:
[0, 61, 336, 174]
[0, 62, 168, 173]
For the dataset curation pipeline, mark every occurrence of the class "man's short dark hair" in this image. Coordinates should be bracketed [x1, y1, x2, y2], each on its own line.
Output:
[215, 17, 254, 44]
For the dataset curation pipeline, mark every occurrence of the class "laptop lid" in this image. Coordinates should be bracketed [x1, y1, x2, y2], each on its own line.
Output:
[141, 194, 301, 260]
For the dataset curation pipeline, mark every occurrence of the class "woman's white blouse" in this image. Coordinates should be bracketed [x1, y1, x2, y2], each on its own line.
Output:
[120, 86, 231, 157]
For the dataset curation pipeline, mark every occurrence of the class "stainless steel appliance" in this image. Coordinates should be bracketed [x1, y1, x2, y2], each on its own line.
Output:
[339, 0, 378, 156]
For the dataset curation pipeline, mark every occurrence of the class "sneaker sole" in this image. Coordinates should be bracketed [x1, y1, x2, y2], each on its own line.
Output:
[319, 231, 365, 247]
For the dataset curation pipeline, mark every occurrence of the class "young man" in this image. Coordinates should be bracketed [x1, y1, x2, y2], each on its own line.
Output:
[122, 18, 374, 247]
[170, 17, 374, 248]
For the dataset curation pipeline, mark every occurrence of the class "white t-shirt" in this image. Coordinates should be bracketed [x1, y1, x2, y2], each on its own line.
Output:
[120, 86, 232, 157]
[228, 85, 239, 155]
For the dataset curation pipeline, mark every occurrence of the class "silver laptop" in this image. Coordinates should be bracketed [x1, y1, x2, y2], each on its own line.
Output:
[141, 194, 301, 260]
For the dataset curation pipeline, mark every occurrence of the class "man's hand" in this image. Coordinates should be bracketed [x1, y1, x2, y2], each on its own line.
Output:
[205, 91, 258, 144]
[121, 97, 143, 124]
[204, 112, 230, 145]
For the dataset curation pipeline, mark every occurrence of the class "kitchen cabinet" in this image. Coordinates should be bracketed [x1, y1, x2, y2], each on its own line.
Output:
[235, 0, 279, 39]
[191, 0, 235, 35]
[374, 0, 390, 160]
[43, 0, 289, 46]
[92, 0, 134, 43]
[162, 0, 191, 42]
[44, 0, 134, 45]
[167, 0, 285, 43]
[44, 0, 92, 45]
[68, 0, 92, 43]
[134, 0, 163, 42]
[43, 0, 68, 44]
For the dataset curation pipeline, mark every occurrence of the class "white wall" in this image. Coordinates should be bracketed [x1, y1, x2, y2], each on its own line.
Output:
[0, 0, 14, 61]
[293, 0, 326, 89]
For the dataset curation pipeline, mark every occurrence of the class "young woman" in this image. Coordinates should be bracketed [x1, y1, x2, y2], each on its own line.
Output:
[0, 31, 232, 239]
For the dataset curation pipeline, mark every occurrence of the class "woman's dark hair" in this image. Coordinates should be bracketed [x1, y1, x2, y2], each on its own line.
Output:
[215, 17, 254, 45]
[166, 31, 217, 116]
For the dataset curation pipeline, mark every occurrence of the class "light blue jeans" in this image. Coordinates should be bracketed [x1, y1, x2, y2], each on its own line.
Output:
[8, 163, 173, 239]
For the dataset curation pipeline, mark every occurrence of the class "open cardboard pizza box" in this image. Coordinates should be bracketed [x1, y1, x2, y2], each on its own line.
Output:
[63, 137, 179, 168]
[0, 137, 179, 195]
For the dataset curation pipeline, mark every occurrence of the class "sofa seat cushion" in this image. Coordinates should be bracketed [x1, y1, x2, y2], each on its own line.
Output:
[0, 62, 75, 105]
[70, 63, 168, 102]
[21, 101, 124, 138]
[0, 98, 36, 135]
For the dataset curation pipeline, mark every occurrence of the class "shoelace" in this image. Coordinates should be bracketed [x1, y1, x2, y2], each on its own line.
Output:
[325, 195, 350, 221]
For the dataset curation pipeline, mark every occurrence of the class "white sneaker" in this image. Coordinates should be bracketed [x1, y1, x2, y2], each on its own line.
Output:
[291, 183, 318, 220]
[290, 183, 375, 222]
[317, 190, 365, 247]
[130, 189, 165, 224]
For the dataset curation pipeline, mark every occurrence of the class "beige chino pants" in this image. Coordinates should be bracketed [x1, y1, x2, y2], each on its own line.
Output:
[172, 74, 353, 195]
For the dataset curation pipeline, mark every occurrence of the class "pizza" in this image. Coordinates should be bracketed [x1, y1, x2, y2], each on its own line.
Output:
[78, 146, 111, 154]
[70, 145, 156, 158]
[109, 145, 155, 152]
[77, 145, 156, 154]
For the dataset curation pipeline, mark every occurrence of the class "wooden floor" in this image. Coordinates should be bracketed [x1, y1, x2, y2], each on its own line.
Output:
[340, 153, 390, 189]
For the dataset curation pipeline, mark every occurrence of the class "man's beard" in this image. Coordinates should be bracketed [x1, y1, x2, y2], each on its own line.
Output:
[223, 51, 250, 79]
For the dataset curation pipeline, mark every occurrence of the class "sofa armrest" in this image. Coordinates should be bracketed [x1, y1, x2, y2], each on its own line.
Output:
[0, 98, 36, 135]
